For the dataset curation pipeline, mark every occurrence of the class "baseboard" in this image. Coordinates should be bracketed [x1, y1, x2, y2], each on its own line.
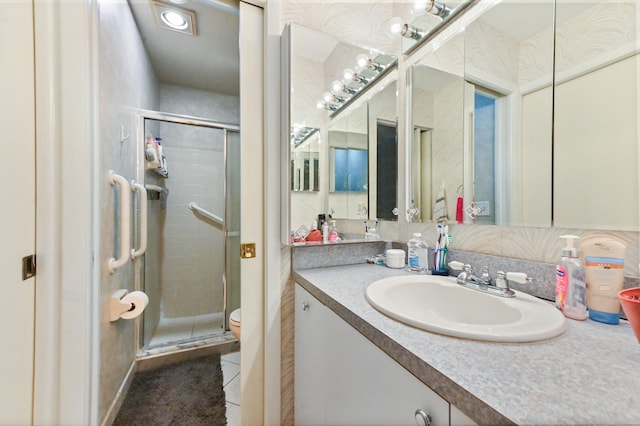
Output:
[100, 361, 136, 426]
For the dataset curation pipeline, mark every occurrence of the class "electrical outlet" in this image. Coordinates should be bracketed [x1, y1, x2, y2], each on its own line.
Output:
[475, 201, 491, 217]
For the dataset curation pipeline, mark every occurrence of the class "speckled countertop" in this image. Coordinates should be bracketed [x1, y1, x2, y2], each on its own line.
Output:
[294, 263, 640, 425]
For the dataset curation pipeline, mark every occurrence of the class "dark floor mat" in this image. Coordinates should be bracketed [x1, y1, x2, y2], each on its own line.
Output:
[113, 354, 226, 426]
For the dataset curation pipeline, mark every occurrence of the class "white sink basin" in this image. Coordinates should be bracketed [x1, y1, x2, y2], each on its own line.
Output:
[365, 275, 567, 343]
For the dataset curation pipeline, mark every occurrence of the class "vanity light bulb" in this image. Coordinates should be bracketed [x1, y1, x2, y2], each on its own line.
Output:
[389, 17, 404, 34]
[343, 68, 355, 81]
[355, 54, 370, 71]
[413, 0, 428, 13]
[331, 80, 344, 94]
[316, 100, 326, 109]
[323, 92, 334, 103]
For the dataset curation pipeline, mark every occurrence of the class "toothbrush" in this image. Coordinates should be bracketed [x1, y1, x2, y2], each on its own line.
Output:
[441, 231, 449, 271]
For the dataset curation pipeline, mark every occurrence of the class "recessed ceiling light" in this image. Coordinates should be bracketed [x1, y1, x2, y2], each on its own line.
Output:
[151, 1, 197, 36]
[161, 10, 188, 29]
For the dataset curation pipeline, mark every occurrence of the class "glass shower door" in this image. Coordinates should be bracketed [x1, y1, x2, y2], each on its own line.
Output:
[141, 116, 236, 350]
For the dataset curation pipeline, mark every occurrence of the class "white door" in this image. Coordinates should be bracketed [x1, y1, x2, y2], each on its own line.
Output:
[0, 1, 36, 424]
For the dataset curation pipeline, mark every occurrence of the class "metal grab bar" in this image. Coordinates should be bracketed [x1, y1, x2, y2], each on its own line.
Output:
[189, 202, 224, 226]
[131, 181, 147, 259]
[109, 171, 131, 273]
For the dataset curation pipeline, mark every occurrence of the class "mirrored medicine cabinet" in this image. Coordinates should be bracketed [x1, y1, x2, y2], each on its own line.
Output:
[284, 23, 400, 242]
[407, 0, 638, 231]
[283, 0, 639, 245]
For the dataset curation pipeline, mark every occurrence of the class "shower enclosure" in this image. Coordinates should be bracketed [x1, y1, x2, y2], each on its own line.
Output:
[135, 111, 240, 353]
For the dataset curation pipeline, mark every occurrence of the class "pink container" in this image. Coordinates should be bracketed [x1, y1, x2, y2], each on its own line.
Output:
[619, 287, 640, 343]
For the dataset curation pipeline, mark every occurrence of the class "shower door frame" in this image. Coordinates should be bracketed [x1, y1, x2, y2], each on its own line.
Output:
[134, 109, 240, 351]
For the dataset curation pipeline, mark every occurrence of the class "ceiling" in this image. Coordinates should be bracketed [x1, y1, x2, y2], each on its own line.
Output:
[128, 0, 240, 97]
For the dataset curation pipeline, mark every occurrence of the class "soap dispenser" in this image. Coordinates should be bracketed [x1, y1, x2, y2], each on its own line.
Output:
[555, 235, 588, 320]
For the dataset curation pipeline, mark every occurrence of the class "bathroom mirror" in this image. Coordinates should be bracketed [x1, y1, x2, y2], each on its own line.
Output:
[369, 74, 399, 221]
[408, 0, 559, 227]
[460, 0, 638, 231]
[552, 0, 638, 231]
[408, 31, 466, 224]
[463, 0, 556, 227]
[286, 22, 400, 239]
[408, 0, 640, 231]
[328, 102, 369, 220]
[291, 127, 320, 192]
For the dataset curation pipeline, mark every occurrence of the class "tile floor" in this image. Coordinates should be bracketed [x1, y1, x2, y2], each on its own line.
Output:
[148, 312, 224, 348]
[221, 350, 241, 425]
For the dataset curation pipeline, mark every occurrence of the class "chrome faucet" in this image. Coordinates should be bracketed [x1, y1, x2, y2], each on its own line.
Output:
[449, 262, 532, 298]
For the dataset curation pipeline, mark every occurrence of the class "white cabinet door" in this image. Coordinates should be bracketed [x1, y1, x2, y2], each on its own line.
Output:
[325, 306, 449, 426]
[295, 285, 329, 425]
[0, 1, 36, 424]
[295, 284, 450, 426]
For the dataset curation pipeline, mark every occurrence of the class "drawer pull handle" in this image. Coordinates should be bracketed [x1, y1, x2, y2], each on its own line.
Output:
[415, 409, 432, 426]
[302, 301, 310, 311]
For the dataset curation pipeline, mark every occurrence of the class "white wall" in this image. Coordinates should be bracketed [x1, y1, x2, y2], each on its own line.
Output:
[98, 2, 159, 423]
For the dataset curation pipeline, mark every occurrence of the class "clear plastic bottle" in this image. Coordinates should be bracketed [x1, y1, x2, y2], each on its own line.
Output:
[408, 233, 429, 273]
[556, 235, 588, 320]
[329, 220, 339, 242]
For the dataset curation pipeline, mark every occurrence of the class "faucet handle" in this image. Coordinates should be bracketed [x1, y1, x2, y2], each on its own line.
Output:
[448, 261, 465, 271]
[505, 272, 532, 284]
[480, 266, 490, 280]
[495, 271, 532, 292]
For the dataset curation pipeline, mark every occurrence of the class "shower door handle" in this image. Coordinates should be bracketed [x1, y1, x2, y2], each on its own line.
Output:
[108, 171, 131, 273]
[131, 181, 148, 259]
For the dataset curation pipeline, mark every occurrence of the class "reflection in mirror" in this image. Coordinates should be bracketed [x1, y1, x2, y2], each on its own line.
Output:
[409, 31, 465, 224]
[464, 0, 555, 226]
[291, 127, 320, 192]
[288, 24, 331, 235]
[288, 23, 399, 238]
[328, 102, 369, 220]
[370, 81, 399, 221]
[553, 0, 638, 231]
[391, 0, 474, 54]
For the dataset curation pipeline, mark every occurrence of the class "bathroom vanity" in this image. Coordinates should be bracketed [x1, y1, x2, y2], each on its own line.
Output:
[293, 263, 640, 425]
[296, 283, 473, 425]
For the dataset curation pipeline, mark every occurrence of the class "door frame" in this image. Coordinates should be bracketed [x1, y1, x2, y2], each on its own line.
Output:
[33, 1, 100, 424]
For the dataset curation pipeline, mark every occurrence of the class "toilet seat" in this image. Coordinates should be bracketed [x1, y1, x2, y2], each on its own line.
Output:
[230, 308, 240, 325]
[229, 308, 241, 340]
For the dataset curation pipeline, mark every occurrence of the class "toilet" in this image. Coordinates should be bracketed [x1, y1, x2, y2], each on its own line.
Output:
[229, 308, 241, 340]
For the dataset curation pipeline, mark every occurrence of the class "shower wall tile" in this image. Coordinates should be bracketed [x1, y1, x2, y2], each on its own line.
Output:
[153, 84, 238, 321]
[161, 146, 222, 318]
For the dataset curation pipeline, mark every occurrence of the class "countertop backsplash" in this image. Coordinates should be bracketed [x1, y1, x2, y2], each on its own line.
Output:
[292, 240, 640, 318]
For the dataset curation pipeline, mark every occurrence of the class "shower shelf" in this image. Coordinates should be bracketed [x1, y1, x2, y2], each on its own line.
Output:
[148, 156, 169, 178]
